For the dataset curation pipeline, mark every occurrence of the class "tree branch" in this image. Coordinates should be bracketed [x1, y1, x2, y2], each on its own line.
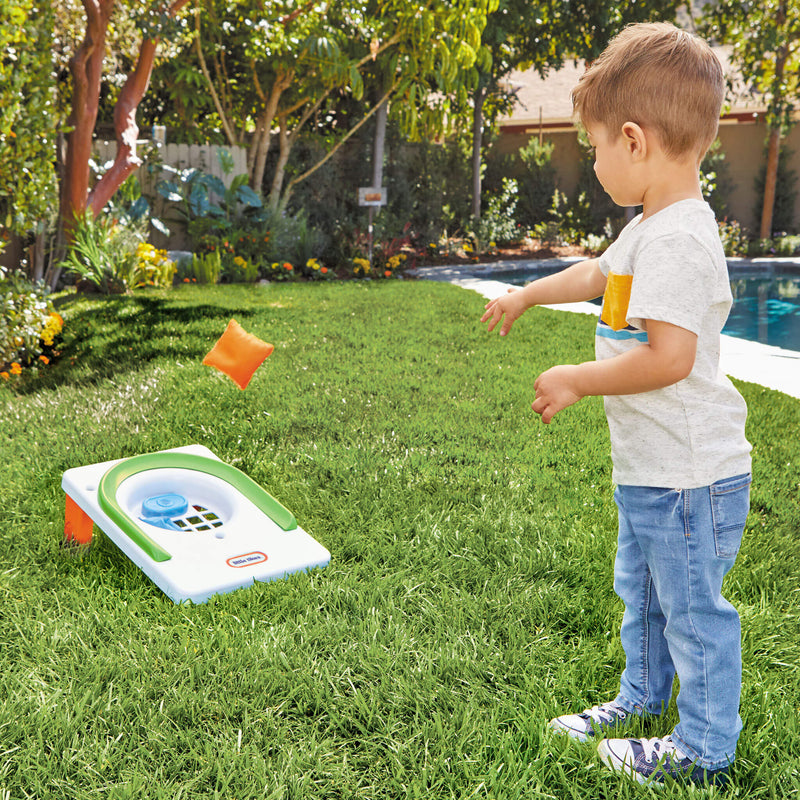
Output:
[87, 0, 191, 215]
[280, 1, 321, 28]
[281, 84, 396, 207]
[194, 6, 239, 147]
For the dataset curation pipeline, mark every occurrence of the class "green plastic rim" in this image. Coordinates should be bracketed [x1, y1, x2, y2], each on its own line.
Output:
[98, 452, 298, 563]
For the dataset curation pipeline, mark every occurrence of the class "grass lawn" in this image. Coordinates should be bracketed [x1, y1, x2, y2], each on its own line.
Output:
[1, 281, 799, 799]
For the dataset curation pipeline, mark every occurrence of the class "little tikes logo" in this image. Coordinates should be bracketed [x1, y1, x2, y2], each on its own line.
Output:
[226, 551, 268, 568]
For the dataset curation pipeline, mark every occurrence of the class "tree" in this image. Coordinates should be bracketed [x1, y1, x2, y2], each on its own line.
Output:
[179, 0, 494, 210]
[466, 0, 681, 228]
[59, 0, 191, 243]
[0, 1, 59, 280]
[703, 0, 800, 239]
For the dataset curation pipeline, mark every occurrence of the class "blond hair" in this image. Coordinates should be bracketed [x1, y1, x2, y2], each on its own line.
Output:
[571, 23, 724, 160]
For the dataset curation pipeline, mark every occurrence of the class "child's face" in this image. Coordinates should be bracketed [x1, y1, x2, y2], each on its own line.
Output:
[586, 124, 643, 208]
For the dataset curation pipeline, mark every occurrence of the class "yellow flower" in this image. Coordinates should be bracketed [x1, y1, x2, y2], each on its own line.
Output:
[10, 362, 22, 375]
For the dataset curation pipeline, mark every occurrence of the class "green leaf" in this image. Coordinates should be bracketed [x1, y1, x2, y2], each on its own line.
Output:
[235, 185, 262, 208]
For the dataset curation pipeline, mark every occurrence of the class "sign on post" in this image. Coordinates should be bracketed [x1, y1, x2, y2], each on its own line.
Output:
[358, 187, 387, 207]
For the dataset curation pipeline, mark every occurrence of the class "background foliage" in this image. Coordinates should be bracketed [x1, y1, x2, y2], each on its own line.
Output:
[0, 1, 58, 235]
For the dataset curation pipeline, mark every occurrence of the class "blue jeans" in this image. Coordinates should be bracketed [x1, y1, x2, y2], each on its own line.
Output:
[611, 474, 751, 771]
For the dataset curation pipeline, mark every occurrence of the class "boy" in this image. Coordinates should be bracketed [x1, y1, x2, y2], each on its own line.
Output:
[481, 23, 751, 786]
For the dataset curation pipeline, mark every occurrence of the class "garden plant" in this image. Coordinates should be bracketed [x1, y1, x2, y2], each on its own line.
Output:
[1, 281, 798, 799]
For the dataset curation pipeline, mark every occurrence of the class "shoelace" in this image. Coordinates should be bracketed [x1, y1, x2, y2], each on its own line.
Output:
[583, 702, 627, 725]
[641, 735, 681, 765]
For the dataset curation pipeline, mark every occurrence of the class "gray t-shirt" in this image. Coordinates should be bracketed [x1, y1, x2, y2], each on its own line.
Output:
[597, 199, 751, 488]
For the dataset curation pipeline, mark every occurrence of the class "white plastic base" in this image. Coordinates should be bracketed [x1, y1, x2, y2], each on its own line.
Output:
[61, 445, 330, 604]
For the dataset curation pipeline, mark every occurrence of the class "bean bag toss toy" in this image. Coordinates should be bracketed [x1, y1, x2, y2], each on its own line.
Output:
[202, 319, 274, 389]
[61, 445, 330, 604]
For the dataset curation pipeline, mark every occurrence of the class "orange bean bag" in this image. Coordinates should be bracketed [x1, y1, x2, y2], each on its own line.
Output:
[202, 319, 274, 390]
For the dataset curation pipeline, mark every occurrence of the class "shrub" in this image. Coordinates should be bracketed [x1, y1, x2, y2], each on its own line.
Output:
[0, 263, 62, 377]
[512, 138, 558, 228]
[747, 233, 800, 257]
[474, 178, 521, 248]
[718, 218, 749, 257]
[62, 214, 134, 294]
[700, 139, 734, 220]
[548, 188, 595, 241]
[190, 250, 222, 284]
[305, 257, 334, 281]
[61, 214, 175, 293]
[753, 146, 798, 237]
[580, 232, 611, 255]
[262, 261, 297, 282]
[127, 243, 177, 288]
[265, 211, 326, 275]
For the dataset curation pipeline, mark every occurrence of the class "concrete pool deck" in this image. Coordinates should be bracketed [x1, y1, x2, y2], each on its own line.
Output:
[413, 259, 800, 400]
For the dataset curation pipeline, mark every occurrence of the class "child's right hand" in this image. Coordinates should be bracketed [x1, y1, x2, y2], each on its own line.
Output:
[481, 287, 528, 336]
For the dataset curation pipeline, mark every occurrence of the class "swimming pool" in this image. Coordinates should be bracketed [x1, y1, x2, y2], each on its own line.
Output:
[479, 260, 800, 353]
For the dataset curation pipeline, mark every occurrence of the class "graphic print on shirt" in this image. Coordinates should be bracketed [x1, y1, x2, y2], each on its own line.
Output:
[597, 271, 648, 343]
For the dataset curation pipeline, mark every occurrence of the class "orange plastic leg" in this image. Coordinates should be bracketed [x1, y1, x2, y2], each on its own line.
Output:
[64, 494, 94, 545]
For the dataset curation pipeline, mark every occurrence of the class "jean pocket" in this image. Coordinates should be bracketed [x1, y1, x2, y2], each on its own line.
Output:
[710, 473, 751, 558]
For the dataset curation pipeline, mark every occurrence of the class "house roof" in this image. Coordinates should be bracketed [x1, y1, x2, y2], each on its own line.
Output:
[497, 46, 766, 133]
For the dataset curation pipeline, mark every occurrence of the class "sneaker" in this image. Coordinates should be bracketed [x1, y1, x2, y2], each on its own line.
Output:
[597, 735, 730, 786]
[549, 701, 633, 742]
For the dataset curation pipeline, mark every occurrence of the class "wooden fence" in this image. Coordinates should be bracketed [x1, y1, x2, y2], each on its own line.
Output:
[93, 141, 249, 248]
[93, 141, 248, 188]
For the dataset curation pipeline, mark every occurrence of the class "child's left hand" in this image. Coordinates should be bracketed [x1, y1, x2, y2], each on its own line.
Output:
[532, 366, 582, 424]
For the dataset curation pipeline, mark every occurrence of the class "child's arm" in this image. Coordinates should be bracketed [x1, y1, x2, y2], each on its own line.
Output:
[480, 258, 606, 336]
[532, 319, 698, 423]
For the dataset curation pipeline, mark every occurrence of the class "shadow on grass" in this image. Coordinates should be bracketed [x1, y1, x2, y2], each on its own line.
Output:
[17, 292, 264, 395]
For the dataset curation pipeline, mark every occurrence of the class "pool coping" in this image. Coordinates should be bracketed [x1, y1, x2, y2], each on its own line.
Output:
[411, 258, 800, 400]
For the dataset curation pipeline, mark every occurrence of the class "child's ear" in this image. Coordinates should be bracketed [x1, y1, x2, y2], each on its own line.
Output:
[621, 122, 647, 160]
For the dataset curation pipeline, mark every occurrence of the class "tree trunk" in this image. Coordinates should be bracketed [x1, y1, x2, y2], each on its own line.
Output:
[88, 38, 157, 214]
[61, 0, 190, 237]
[471, 84, 486, 226]
[759, 127, 781, 240]
[269, 117, 292, 211]
[372, 96, 388, 190]
[251, 75, 290, 191]
[759, 0, 788, 241]
[61, 0, 114, 236]
[29, 230, 46, 282]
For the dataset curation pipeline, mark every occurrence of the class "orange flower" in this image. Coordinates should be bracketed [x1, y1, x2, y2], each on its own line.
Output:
[39, 355, 49, 364]
[384, 270, 392, 278]
[0, 372, 9, 380]
[183, 278, 190, 283]
[283, 262, 293, 270]
[10, 362, 22, 375]
[321, 267, 328, 274]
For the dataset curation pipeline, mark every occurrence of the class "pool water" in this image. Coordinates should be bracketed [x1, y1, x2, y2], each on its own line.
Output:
[725, 272, 800, 351]
[484, 263, 800, 353]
